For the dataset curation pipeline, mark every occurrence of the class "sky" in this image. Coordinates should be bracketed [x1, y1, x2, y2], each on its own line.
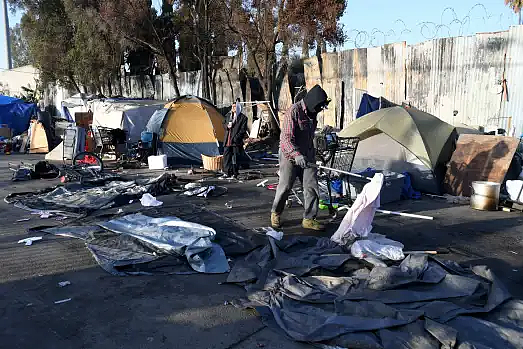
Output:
[0, 0, 519, 69]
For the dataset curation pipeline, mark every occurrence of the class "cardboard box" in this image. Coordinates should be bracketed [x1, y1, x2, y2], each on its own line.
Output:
[75, 112, 93, 128]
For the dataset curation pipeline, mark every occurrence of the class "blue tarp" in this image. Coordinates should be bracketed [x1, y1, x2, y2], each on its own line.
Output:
[356, 93, 380, 119]
[0, 95, 36, 135]
[356, 93, 396, 119]
[61, 106, 75, 122]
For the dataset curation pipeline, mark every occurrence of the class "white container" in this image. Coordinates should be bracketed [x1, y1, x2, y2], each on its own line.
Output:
[148, 155, 168, 170]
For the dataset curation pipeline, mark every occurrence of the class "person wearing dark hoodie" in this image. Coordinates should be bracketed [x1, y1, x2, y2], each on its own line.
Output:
[223, 100, 248, 178]
[271, 85, 330, 231]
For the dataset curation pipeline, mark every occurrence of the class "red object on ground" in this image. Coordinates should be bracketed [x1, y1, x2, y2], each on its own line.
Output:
[76, 155, 98, 165]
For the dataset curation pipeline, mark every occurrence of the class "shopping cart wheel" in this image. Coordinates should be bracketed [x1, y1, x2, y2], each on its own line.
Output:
[73, 152, 104, 171]
[329, 206, 337, 219]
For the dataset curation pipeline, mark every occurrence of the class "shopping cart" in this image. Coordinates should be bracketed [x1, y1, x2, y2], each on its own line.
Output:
[316, 133, 359, 217]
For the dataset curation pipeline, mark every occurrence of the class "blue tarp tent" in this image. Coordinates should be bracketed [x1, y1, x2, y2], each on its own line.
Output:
[0, 95, 36, 135]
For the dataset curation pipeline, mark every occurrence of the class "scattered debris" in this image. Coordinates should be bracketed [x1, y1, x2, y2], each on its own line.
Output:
[129, 200, 134, 204]
[225, 202, 233, 209]
[15, 218, 30, 222]
[31, 211, 53, 219]
[184, 183, 200, 190]
[257, 179, 269, 187]
[183, 185, 224, 198]
[510, 251, 518, 255]
[54, 298, 72, 304]
[140, 193, 163, 207]
[26, 303, 33, 307]
[17, 236, 43, 246]
[54, 216, 68, 221]
[58, 281, 71, 287]
[117, 209, 124, 214]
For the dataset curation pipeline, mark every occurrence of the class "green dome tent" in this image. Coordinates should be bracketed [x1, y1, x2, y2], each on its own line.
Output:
[339, 106, 458, 194]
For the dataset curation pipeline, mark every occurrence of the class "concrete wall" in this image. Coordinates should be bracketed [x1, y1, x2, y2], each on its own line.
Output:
[0, 65, 40, 96]
[299, 25, 523, 135]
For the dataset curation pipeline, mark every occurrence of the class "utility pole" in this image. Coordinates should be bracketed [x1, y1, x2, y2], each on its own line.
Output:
[2, 0, 11, 69]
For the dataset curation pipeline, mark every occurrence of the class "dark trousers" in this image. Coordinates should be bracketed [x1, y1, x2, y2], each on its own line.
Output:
[271, 155, 319, 219]
[223, 146, 239, 176]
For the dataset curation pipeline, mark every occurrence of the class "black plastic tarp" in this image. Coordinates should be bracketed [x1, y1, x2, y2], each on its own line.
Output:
[5, 174, 176, 215]
[228, 236, 523, 348]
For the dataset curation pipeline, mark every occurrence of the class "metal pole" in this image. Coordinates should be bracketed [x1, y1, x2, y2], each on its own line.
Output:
[338, 205, 434, 220]
[313, 163, 372, 180]
[3, 0, 11, 69]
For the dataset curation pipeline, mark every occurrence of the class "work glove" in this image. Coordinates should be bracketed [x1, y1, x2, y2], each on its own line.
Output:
[294, 155, 308, 168]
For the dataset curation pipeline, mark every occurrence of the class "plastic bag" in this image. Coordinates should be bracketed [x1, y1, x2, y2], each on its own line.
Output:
[331, 173, 384, 245]
[350, 233, 404, 261]
[140, 193, 163, 207]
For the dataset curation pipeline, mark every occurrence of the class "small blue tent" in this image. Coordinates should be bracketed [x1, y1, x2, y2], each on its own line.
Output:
[0, 95, 36, 135]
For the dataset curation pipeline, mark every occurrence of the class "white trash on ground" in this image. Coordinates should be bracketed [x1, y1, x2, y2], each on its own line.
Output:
[140, 193, 163, 207]
[17, 236, 43, 246]
[331, 173, 384, 245]
[58, 281, 71, 287]
[350, 233, 405, 261]
[54, 298, 72, 304]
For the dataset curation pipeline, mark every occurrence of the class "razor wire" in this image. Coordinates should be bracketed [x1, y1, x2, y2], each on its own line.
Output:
[343, 3, 517, 49]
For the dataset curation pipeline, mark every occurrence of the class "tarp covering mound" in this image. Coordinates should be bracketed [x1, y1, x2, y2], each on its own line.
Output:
[0, 95, 36, 135]
[146, 95, 225, 164]
[339, 106, 458, 194]
[89, 99, 164, 142]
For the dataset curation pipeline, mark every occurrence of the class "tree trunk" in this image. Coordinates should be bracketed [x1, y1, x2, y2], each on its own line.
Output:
[202, 51, 210, 99]
[107, 77, 113, 96]
[210, 65, 217, 103]
[321, 39, 327, 54]
[162, 40, 180, 97]
[302, 33, 309, 59]
[68, 75, 81, 94]
[266, 49, 276, 109]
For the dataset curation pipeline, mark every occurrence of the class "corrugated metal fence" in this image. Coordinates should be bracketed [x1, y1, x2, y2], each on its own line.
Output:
[305, 25, 523, 135]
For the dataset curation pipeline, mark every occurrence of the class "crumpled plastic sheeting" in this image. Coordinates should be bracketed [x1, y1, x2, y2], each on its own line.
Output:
[331, 173, 383, 245]
[43, 213, 229, 275]
[350, 233, 404, 261]
[5, 174, 175, 215]
[228, 236, 523, 348]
